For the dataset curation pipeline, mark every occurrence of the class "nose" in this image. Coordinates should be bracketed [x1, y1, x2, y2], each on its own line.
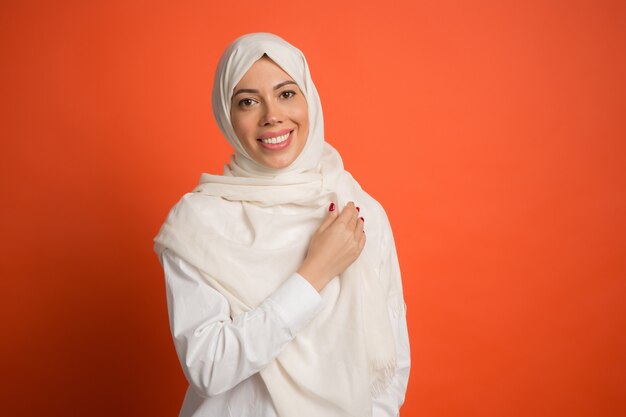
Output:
[259, 101, 283, 126]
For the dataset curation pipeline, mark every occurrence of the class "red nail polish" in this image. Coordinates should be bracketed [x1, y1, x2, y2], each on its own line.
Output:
[329, 202, 335, 211]
[356, 207, 360, 212]
[360, 217, 364, 222]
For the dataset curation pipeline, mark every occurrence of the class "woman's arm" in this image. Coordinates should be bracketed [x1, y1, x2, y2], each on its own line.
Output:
[161, 201, 365, 398]
[162, 249, 323, 398]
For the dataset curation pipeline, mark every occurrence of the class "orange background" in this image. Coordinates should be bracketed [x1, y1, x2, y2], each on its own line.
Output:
[1, 1, 625, 416]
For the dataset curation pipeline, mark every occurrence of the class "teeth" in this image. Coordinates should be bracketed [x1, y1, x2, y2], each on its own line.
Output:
[260, 132, 290, 144]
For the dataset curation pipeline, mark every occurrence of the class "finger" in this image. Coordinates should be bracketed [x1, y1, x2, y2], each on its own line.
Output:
[318, 202, 339, 233]
[357, 228, 366, 251]
[345, 202, 359, 230]
[338, 201, 358, 227]
[354, 216, 365, 235]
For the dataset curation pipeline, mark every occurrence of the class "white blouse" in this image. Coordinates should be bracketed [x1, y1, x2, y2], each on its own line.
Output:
[160, 246, 410, 417]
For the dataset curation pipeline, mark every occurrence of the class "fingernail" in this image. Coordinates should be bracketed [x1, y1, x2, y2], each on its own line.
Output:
[356, 207, 360, 212]
[360, 217, 364, 222]
[329, 202, 335, 212]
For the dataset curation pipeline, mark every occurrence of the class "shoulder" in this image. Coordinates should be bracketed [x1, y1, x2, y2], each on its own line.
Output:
[338, 168, 392, 228]
[154, 191, 231, 256]
[354, 188, 395, 260]
[353, 184, 392, 232]
[163, 191, 235, 227]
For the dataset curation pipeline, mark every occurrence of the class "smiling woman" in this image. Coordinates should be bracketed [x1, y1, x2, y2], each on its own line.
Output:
[154, 33, 410, 417]
[230, 55, 309, 169]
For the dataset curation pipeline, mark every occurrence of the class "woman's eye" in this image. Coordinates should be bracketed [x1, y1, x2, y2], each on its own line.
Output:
[239, 98, 255, 107]
[280, 90, 296, 99]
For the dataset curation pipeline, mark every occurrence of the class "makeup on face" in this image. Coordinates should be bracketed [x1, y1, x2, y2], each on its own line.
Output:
[230, 57, 309, 170]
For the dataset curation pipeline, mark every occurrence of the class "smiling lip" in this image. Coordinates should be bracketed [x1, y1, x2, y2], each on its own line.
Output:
[257, 129, 293, 150]
[257, 129, 293, 140]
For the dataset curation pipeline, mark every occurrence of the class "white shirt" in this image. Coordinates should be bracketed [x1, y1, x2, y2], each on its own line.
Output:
[160, 248, 410, 417]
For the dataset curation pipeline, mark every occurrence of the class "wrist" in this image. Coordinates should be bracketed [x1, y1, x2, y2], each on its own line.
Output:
[297, 262, 328, 292]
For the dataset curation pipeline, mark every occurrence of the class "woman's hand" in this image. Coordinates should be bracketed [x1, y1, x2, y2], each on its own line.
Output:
[297, 202, 366, 292]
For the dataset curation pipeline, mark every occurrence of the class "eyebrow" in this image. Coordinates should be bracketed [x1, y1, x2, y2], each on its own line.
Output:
[232, 80, 298, 97]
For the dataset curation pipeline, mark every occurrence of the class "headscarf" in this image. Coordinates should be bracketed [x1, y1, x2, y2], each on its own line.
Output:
[154, 32, 401, 417]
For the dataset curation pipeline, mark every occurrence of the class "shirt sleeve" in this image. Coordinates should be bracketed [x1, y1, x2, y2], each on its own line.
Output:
[161, 249, 324, 398]
[372, 216, 411, 417]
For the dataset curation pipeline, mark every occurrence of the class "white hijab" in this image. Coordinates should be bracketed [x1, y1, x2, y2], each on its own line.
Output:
[155, 32, 400, 417]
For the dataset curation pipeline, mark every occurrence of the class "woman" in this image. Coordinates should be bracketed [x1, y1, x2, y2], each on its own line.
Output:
[155, 33, 410, 417]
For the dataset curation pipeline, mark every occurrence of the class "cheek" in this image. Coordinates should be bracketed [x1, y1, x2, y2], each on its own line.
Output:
[291, 101, 309, 129]
[231, 113, 255, 139]
[296, 109, 309, 137]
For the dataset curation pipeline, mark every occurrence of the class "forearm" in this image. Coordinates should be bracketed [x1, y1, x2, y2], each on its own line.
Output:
[162, 250, 323, 397]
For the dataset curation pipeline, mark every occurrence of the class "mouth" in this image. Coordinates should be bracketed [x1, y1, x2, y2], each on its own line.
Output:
[257, 129, 294, 150]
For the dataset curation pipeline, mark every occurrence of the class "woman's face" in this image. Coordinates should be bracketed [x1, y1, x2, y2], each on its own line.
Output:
[230, 57, 309, 170]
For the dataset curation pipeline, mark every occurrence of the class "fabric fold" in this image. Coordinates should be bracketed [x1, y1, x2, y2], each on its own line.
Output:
[154, 32, 401, 417]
